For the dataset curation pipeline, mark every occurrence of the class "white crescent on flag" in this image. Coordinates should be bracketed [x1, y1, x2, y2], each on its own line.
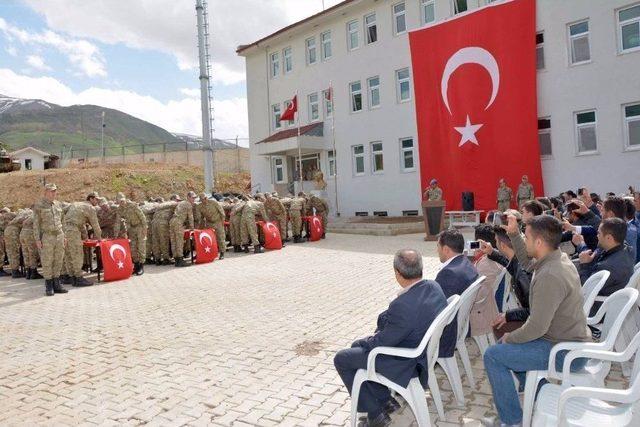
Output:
[312, 217, 322, 232]
[265, 222, 279, 238]
[109, 244, 126, 261]
[199, 231, 213, 247]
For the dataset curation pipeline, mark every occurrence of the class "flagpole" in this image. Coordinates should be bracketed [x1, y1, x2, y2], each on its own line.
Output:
[296, 92, 303, 192]
[329, 82, 340, 217]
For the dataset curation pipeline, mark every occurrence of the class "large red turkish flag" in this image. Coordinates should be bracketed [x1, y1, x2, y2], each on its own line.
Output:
[194, 229, 218, 264]
[257, 221, 283, 250]
[409, 0, 543, 211]
[100, 239, 133, 282]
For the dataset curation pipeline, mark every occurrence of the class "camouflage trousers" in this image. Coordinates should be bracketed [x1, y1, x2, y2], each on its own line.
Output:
[151, 220, 171, 260]
[272, 213, 287, 241]
[290, 211, 303, 237]
[240, 214, 259, 247]
[19, 227, 38, 269]
[208, 221, 226, 253]
[316, 210, 328, 232]
[0, 234, 5, 266]
[229, 215, 243, 246]
[128, 226, 147, 263]
[146, 226, 153, 260]
[498, 201, 511, 212]
[40, 232, 65, 280]
[3, 225, 22, 270]
[63, 226, 86, 277]
[169, 218, 187, 259]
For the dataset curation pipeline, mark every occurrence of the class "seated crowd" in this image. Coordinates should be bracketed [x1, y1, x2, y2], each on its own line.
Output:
[335, 188, 640, 427]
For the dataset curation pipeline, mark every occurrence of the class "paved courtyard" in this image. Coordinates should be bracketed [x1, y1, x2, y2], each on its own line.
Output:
[0, 232, 624, 426]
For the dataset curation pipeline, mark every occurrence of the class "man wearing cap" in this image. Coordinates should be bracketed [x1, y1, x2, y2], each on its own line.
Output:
[241, 194, 269, 253]
[264, 192, 288, 244]
[114, 192, 148, 275]
[62, 200, 102, 286]
[308, 194, 329, 239]
[33, 183, 68, 296]
[19, 210, 43, 280]
[517, 174, 535, 209]
[152, 197, 179, 265]
[424, 179, 443, 201]
[497, 179, 513, 213]
[289, 192, 306, 243]
[229, 197, 247, 252]
[170, 192, 196, 267]
[195, 193, 226, 260]
[4, 208, 31, 278]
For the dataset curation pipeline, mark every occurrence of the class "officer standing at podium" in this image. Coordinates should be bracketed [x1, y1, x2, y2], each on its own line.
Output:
[424, 179, 443, 201]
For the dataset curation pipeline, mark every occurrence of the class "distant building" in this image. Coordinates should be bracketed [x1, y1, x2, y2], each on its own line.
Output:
[9, 146, 59, 170]
[238, 0, 640, 217]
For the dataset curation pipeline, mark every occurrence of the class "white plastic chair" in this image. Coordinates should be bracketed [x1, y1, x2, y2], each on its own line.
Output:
[349, 295, 460, 427]
[472, 271, 506, 355]
[532, 328, 640, 427]
[435, 276, 486, 406]
[634, 261, 640, 272]
[581, 270, 610, 317]
[522, 288, 639, 427]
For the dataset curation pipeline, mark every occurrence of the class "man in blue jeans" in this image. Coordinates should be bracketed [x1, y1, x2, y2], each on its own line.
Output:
[483, 215, 591, 426]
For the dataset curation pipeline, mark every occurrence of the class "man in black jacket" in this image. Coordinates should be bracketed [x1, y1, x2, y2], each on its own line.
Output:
[334, 249, 448, 427]
[577, 217, 635, 316]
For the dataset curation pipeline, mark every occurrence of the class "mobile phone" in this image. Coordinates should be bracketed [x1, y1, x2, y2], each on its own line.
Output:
[492, 214, 508, 226]
[468, 241, 480, 250]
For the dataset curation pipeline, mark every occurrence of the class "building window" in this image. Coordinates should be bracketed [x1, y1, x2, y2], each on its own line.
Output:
[619, 4, 640, 52]
[25, 159, 32, 170]
[270, 52, 280, 78]
[568, 20, 591, 64]
[323, 89, 333, 119]
[352, 145, 365, 176]
[371, 142, 384, 173]
[538, 118, 552, 156]
[624, 103, 640, 148]
[328, 150, 336, 176]
[350, 81, 363, 113]
[453, 0, 468, 14]
[284, 99, 295, 126]
[393, 2, 407, 35]
[367, 76, 380, 109]
[306, 37, 317, 65]
[575, 110, 597, 154]
[400, 137, 415, 171]
[536, 32, 545, 70]
[308, 93, 320, 122]
[421, 0, 435, 25]
[396, 68, 411, 102]
[272, 104, 282, 130]
[283, 47, 292, 73]
[365, 13, 377, 44]
[273, 157, 285, 183]
[321, 31, 332, 60]
[347, 20, 360, 50]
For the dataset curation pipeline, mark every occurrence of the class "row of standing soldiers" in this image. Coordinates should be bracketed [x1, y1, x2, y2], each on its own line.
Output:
[0, 184, 329, 296]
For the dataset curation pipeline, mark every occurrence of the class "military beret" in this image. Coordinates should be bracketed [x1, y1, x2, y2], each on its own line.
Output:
[44, 183, 57, 191]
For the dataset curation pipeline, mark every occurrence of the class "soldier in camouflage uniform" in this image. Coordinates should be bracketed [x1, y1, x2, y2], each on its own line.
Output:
[241, 195, 269, 253]
[151, 199, 178, 265]
[114, 193, 148, 275]
[517, 174, 535, 209]
[62, 201, 102, 286]
[4, 209, 31, 278]
[195, 193, 226, 259]
[289, 192, 306, 243]
[0, 207, 15, 277]
[96, 197, 118, 238]
[229, 198, 246, 252]
[33, 183, 68, 296]
[141, 201, 158, 264]
[264, 193, 288, 244]
[170, 192, 195, 267]
[308, 194, 329, 238]
[19, 211, 43, 280]
[423, 179, 443, 201]
[279, 194, 293, 239]
[497, 178, 513, 212]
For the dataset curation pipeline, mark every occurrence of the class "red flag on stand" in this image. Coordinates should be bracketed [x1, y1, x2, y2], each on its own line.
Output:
[280, 95, 297, 122]
[259, 221, 283, 250]
[309, 216, 323, 242]
[408, 0, 543, 211]
[194, 229, 218, 264]
[100, 239, 133, 282]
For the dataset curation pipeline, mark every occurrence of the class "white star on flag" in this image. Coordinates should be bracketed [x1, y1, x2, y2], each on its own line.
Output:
[204, 246, 211, 253]
[117, 260, 124, 269]
[454, 115, 483, 147]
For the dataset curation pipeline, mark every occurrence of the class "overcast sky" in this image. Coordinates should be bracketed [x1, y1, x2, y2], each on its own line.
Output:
[0, 0, 343, 142]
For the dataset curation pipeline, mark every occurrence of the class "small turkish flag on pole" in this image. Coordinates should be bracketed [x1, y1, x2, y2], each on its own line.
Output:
[280, 95, 297, 122]
[409, 0, 543, 211]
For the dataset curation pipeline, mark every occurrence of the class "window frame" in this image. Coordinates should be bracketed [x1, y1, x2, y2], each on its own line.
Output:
[536, 32, 545, 71]
[618, 4, 640, 54]
[349, 81, 363, 113]
[399, 137, 416, 172]
[421, 0, 436, 26]
[364, 12, 378, 45]
[271, 103, 282, 131]
[283, 46, 293, 74]
[270, 52, 280, 78]
[567, 19, 591, 66]
[623, 102, 640, 151]
[352, 144, 366, 176]
[452, 0, 468, 15]
[574, 109, 598, 155]
[328, 150, 336, 177]
[347, 20, 360, 51]
[392, 2, 407, 36]
[367, 76, 381, 109]
[395, 67, 412, 103]
[370, 141, 384, 174]
[306, 37, 317, 65]
[273, 156, 286, 184]
[537, 117, 552, 158]
[308, 92, 320, 123]
[320, 30, 332, 61]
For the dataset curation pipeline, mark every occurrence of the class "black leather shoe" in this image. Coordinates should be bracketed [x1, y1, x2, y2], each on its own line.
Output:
[73, 276, 94, 287]
[219, 252, 224, 260]
[162, 259, 173, 265]
[145, 258, 154, 265]
[243, 245, 250, 253]
[254, 245, 263, 254]
[0, 268, 8, 277]
[30, 268, 43, 280]
[52, 278, 68, 294]
[135, 263, 144, 276]
[61, 274, 73, 285]
[155, 259, 162, 266]
[25, 268, 32, 280]
[175, 257, 188, 267]
[12, 269, 24, 279]
[45, 279, 54, 296]
[322, 233, 326, 239]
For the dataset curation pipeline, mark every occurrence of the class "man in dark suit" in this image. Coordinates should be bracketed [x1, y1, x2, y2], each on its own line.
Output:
[436, 229, 479, 358]
[334, 249, 448, 427]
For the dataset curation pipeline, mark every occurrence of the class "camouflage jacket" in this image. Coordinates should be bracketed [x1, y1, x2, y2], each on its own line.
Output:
[195, 199, 225, 228]
[289, 197, 306, 213]
[63, 202, 102, 239]
[151, 202, 178, 224]
[114, 201, 147, 236]
[172, 201, 194, 228]
[33, 198, 64, 239]
[242, 200, 269, 221]
[265, 197, 286, 217]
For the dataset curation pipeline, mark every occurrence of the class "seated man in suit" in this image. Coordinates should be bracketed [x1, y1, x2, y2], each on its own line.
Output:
[436, 229, 479, 358]
[334, 249, 448, 427]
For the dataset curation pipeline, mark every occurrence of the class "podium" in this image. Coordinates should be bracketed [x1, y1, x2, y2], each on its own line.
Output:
[422, 200, 446, 241]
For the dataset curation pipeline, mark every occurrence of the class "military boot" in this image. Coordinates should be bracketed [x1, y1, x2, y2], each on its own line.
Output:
[321, 233, 326, 239]
[243, 245, 250, 253]
[293, 235, 301, 243]
[73, 276, 93, 287]
[155, 259, 162, 266]
[132, 262, 140, 275]
[162, 259, 173, 266]
[45, 279, 54, 296]
[218, 252, 224, 260]
[175, 257, 188, 268]
[0, 268, 8, 277]
[25, 268, 32, 280]
[52, 278, 69, 294]
[233, 245, 241, 253]
[12, 269, 24, 279]
[145, 258, 154, 265]
[30, 268, 43, 280]
[254, 245, 263, 254]
[135, 263, 144, 276]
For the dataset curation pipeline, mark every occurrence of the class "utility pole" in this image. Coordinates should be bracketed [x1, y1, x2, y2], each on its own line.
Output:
[100, 111, 105, 163]
[196, 0, 215, 194]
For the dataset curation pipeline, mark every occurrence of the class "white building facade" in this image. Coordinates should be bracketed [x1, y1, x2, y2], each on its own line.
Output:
[238, 0, 640, 217]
